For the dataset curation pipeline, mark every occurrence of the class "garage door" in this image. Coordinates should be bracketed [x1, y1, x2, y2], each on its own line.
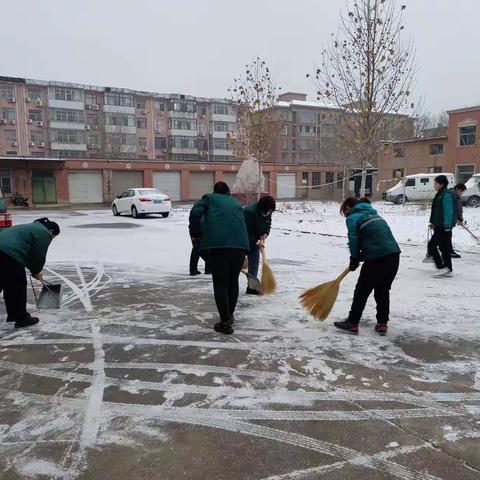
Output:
[223, 172, 237, 190]
[153, 172, 181, 201]
[111, 171, 144, 197]
[68, 172, 103, 203]
[189, 172, 214, 200]
[277, 173, 297, 199]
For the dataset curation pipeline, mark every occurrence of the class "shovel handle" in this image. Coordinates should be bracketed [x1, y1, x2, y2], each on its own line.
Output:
[29, 276, 38, 304]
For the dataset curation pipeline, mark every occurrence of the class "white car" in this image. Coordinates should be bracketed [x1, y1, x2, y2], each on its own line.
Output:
[112, 188, 171, 218]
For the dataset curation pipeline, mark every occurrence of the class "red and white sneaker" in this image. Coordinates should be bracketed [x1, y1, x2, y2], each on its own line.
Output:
[334, 320, 359, 335]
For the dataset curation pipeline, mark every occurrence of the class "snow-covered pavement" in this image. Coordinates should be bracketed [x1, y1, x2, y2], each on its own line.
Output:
[0, 202, 479, 479]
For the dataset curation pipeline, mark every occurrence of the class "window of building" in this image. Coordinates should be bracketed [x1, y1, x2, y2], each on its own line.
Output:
[171, 154, 199, 162]
[337, 172, 344, 187]
[292, 139, 296, 151]
[281, 152, 288, 161]
[109, 133, 137, 146]
[170, 136, 197, 149]
[155, 137, 166, 149]
[212, 138, 229, 150]
[429, 143, 444, 155]
[312, 172, 322, 189]
[54, 87, 78, 102]
[198, 139, 208, 151]
[136, 98, 146, 110]
[155, 120, 165, 130]
[27, 89, 41, 101]
[281, 110, 291, 121]
[52, 129, 85, 144]
[84, 93, 97, 106]
[51, 150, 85, 159]
[169, 118, 197, 130]
[456, 164, 475, 184]
[136, 117, 147, 129]
[213, 104, 229, 115]
[459, 125, 476, 146]
[429, 166, 442, 173]
[87, 134, 99, 146]
[28, 110, 42, 122]
[5, 151, 17, 156]
[326, 172, 334, 184]
[86, 114, 98, 126]
[281, 138, 288, 150]
[0, 169, 11, 193]
[302, 172, 309, 185]
[2, 108, 16, 121]
[212, 121, 229, 132]
[393, 168, 404, 178]
[0, 84, 15, 99]
[393, 147, 405, 157]
[154, 99, 165, 111]
[104, 92, 134, 107]
[51, 109, 84, 123]
[170, 99, 196, 113]
[138, 137, 148, 147]
[296, 111, 315, 123]
[4, 130, 16, 143]
[105, 113, 135, 127]
[30, 131, 44, 143]
[137, 155, 149, 160]
[31, 152, 45, 158]
[281, 124, 288, 135]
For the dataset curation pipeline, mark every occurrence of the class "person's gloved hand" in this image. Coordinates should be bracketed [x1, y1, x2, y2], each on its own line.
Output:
[32, 272, 43, 281]
[191, 237, 200, 246]
[349, 257, 360, 272]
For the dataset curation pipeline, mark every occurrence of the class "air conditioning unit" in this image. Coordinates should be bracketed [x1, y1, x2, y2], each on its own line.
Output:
[140, 109, 148, 115]
[35, 99, 43, 106]
[84, 125, 91, 130]
[9, 120, 16, 125]
[155, 128, 162, 133]
[142, 146, 148, 152]
[25, 97, 31, 103]
[87, 144, 97, 149]
[36, 121, 43, 127]
[9, 98, 16, 103]
[37, 142, 45, 147]
[27, 119, 33, 124]
[91, 125, 98, 130]
[92, 104, 99, 110]
[85, 104, 92, 110]
[199, 132, 205, 137]
[0, 119, 6, 125]
[28, 141, 35, 147]
[11, 141, 17, 147]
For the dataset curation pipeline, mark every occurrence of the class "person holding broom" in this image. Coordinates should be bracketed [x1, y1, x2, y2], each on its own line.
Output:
[189, 182, 249, 335]
[243, 195, 276, 295]
[0, 217, 60, 328]
[334, 198, 400, 336]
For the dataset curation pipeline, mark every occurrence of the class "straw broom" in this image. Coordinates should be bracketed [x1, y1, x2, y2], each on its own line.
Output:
[259, 245, 276, 294]
[299, 268, 350, 320]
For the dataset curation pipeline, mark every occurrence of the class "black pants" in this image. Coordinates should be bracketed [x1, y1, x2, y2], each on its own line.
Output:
[206, 249, 246, 323]
[446, 229, 455, 254]
[348, 253, 400, 325]
[0, 250, 28, 321]
[190, 241, 210, 274]
[428, 227, 452, 270]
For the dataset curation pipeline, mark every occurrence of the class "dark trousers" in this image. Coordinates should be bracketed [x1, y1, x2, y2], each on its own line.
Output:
[348, 253, 400, 325]
[446, 229, 455, 254]
[247, 245, 260, 278]
[0, 250, 28, 321]
[207, 249, 246, 323]
[190, 241, 210, 274]
[428, 227, 452, 270]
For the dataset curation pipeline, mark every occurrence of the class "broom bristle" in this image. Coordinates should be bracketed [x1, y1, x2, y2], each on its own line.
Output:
[299, 279, 341, 320]
[261, 262, 277, 294]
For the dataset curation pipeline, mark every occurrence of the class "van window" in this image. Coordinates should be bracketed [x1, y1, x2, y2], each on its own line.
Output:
[405, 179, 415, 187]
[420, 178, 429, 185]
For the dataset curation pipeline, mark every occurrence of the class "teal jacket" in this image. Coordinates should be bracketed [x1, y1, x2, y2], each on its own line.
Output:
[0, 223, 53, 274]
[244, 202, 272, 251]
[189, 193, 249, 252]
[430, 188, 456, 229]
[346, 203, 401, 261]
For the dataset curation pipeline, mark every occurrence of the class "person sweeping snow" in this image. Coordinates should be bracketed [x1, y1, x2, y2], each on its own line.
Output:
[243, 195, 276, 294]
[0, 217, 60, 328]
[334, 198, 400, 336]
[189, 182, 249, 335]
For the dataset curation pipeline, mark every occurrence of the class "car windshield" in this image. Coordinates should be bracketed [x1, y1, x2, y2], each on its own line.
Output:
[138, 189, 162, 196]
[464, 176, 480, 189]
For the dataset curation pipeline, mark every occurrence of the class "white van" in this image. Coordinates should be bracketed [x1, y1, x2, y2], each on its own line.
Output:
[385, 173, 455, 204]
[461, 173, 480, 207]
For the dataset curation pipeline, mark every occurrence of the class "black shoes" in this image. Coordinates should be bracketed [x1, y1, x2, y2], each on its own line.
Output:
[450, 252, 461, 258]
[14, 313, 40, 329]
[213, 322, 234, 335]
[333, 320, 359, 335]
[189, 270, 201, 276]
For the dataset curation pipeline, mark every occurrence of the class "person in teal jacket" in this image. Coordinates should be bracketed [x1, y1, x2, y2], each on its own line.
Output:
[334, 198, 401, 336]
[0, 217, 60, 328]
[189, 182, 249, 335]
[427, 175, 457, 277]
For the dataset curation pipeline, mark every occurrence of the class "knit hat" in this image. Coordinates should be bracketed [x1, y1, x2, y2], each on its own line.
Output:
[34, 217, 60, 236]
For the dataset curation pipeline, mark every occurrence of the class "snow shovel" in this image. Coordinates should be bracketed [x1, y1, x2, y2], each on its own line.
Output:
[422, 225, 432, 262]
[241, 270, 262, 291]
[461, 224, 480, 245]
[31, 278, 63, 309]
[299, 267, 350, 321]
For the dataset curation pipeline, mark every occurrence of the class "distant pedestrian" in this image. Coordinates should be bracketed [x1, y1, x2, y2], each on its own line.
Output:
[189, 182, 249, 334]
[427, 175, 457, 277]
[447, 183, 467, 258]
[0, 217, 60, 328]
[244, 196, 276, 294]
[334, 198, 401, 336]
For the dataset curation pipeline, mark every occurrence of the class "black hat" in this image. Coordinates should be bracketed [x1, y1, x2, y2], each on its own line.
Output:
[434, 175, 449, 188]
[258, 195, 276, 213]
[34, 217, 60, 236]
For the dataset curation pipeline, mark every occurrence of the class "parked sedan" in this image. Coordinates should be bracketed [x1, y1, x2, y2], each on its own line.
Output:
[112, 188, 171, 218]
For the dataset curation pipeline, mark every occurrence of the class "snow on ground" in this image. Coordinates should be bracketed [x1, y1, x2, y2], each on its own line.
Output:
[0, 201, 479, 479]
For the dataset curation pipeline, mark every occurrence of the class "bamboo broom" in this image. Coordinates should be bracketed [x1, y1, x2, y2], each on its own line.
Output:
[259, 245, 276, 294]
[299, 268, 350, 320]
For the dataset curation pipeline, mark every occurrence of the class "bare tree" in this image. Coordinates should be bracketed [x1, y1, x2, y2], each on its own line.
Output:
[308, 0, 416, 196]
[228, 57, 281, 199]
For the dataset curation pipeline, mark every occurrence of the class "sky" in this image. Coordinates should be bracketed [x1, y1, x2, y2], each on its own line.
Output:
[1, 0, 479, 115]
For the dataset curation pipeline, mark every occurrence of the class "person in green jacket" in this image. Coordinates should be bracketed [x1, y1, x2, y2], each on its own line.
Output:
[427, 175, 457, 277]
[334, 198, 401, 336]
[189, 182, 249, 335]
[244, 196, 276, 294]
[0, 217, 60, 328]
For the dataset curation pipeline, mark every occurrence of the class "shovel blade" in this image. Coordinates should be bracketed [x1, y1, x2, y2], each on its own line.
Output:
[37, 284, 62, 309]
[242, 271, 262, 292]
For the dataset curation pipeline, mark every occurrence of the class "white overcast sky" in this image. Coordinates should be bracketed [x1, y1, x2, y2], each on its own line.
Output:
[2, 0, 479, 114]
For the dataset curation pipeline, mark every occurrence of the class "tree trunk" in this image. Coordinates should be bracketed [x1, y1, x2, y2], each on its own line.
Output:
[360, 166, 367, 197]
[257, 158, 262, 200]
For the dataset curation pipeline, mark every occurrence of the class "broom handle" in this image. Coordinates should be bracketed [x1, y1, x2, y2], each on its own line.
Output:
[259, 244, 266, 262]
[336, 267, 350, 283]
[461, 223, 480, 242]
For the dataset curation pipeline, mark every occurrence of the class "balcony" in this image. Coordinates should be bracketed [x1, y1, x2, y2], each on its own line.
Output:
[211, 113, 236, 123]
[49, 121, 85, 130]
[169, 129, 197, 137]
[47, 99, 84, 110]
[103, 104, 135, 114]
[212, 149, 234, 157]
[170, 147, 198, 155]
[212, 131, 229, 139]
[50, 143, 87, 151]
[105, 125, 136, 134]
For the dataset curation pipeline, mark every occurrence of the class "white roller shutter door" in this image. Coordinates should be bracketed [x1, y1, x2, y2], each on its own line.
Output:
[111, 171, 144, 197]
[68, 172, 103, 203]
[189, 172, 214, 200]
[222, 172, 237, 190]
[152, 172, 181, 201]
[276, 173, 297, 199]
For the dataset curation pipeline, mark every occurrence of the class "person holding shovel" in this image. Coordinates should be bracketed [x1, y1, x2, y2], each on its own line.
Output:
[189, 182, 249, 335]
[243, 196, 276, 294]
[334, 198, 401, 336]
[0, 217, 60, 328]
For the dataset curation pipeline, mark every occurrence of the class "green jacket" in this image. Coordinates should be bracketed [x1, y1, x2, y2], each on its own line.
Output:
[346, 203, 401, 261]
[244, 202, 272, 251]
[189, 193, 249, 252]
[0, 223, 52, 274]
[430, 188, 456, 229]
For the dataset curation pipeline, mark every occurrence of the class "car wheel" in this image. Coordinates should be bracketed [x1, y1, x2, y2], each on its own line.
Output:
[467, 196, 480, 208]
[112, 205, 120, 216]
[161, 212, 170, 218]
[395, 194, 407, 204]
[132, 206, 139, 218]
